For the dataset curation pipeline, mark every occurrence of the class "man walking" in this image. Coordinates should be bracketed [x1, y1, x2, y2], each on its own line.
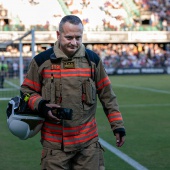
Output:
[21, 15, 126, 170]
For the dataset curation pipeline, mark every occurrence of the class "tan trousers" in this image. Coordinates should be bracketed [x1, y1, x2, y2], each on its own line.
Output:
[41, 141, 105, 170]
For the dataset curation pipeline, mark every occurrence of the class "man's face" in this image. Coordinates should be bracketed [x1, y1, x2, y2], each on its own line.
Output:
[57, 22, 83, 57]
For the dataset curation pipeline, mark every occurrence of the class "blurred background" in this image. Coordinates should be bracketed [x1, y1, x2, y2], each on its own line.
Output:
[0, 1, 170, 170]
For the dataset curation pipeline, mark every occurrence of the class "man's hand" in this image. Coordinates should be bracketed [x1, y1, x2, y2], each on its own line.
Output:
[38, 100, 61, 121]
[115, 133, 125, 147]
[46, 103, 61, 121]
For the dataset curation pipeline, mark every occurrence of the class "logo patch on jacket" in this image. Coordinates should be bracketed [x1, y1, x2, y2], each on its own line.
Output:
[63, 61, 75, 69]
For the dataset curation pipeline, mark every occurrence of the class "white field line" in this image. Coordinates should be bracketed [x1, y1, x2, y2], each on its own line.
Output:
[0, 98, 12, 101]
[99, 138, 149, 170]
[114, 84, 170, 94]
[0, 80, 20, 100]
[4, 80, 20, 90]
[0, 88, 19, 91]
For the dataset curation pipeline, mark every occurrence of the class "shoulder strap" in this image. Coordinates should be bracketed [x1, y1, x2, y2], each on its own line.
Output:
[85, 49, 100, 81]
[85, 49, 100, 67]
[34, 47, 53, 67]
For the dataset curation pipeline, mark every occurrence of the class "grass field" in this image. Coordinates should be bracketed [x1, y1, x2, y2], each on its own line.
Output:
[0, 75, 170, 170]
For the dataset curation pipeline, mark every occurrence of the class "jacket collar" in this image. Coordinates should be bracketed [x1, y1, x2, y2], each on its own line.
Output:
[53, 41, 85, 60]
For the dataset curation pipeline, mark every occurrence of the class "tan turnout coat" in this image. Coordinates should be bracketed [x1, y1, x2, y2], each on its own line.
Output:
[21, 41, 125, 152]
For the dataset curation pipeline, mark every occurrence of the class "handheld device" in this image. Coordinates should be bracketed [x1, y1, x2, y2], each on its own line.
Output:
[52, 107, 73, 120]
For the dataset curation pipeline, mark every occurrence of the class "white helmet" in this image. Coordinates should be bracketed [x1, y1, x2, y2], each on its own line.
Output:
[6, 96, 44, 140]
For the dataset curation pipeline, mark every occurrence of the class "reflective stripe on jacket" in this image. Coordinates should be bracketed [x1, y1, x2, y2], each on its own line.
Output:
[42, 118, 98, 146]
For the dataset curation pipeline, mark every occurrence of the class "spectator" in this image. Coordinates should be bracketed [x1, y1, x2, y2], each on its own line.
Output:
[12, 61, 19, 78]
[162, 19, 168, 31]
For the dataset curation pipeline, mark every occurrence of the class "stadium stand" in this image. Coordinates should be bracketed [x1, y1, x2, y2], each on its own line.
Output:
[0, 0, 65, 31]
[1, 0, 170, 31]
[87, 43, 170, 69]
[0, 0, 170, 75]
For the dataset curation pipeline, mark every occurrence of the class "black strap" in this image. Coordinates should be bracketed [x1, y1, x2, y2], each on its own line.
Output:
[85, 49, 100, 81]
[85, 50, 93, 80]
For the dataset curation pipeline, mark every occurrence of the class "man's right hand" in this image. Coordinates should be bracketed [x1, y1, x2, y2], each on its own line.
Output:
[46, 103, 61, 121]
[38, 100, 61, 121]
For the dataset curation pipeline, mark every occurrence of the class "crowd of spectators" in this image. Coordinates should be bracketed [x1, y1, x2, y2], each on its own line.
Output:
[0, 44, 49, 57]
[133, 0, 170, 31]
[64, 0, 128, 31]
[0, 54, 19, 80]
[1, 43, 170, 75]
[86, 43, 170, 68]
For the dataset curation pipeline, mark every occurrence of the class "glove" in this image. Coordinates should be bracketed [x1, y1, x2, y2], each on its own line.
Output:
[38, 100, 51, 118]
[113, 128, 126, 137]
[114, 128, 126, 147]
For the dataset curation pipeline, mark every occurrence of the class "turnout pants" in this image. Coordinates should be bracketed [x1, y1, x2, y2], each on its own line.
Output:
[41, 141, 105, 170]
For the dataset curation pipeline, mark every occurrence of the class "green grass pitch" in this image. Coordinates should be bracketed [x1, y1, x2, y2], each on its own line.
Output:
[0, 75, 170, 169]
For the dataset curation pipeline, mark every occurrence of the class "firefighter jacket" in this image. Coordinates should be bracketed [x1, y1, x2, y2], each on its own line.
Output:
[21, 41, 125, 152]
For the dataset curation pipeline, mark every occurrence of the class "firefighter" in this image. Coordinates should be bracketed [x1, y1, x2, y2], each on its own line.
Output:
[21, 15, 126, 170]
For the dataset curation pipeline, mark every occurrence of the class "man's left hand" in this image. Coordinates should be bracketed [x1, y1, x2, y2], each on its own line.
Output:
[115, 133, 125, 147]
